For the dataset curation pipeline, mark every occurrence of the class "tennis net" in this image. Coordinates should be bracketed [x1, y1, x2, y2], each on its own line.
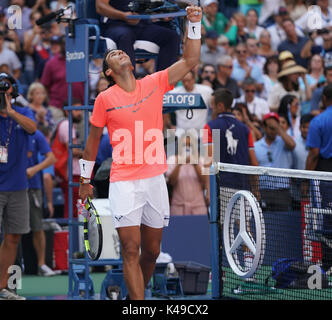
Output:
[209, 162, 332, 300]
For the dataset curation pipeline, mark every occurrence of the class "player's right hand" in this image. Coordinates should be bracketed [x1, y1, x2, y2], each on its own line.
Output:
[79, 184, 94, 202]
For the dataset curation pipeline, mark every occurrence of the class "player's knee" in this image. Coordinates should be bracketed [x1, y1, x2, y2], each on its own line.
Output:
[141, 245, 160, 263]
[121, 241, 140, 262]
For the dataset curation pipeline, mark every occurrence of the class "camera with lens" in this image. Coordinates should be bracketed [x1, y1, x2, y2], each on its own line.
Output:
[308, 28, 330, 37]
[0, 80, 10, 110]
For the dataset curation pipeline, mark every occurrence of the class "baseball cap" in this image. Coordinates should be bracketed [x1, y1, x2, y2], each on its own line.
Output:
[203, 0, 218, 7]
[50, 35, 61, 43]
[274, 6, 288, 16]
[263, 112, 280, 123]
[205, 29, 218, 39]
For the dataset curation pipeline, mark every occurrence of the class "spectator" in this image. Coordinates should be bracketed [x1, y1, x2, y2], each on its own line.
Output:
[26, 129, 56, 276]
[200, 29, 225, 67]
[0, 31, 21, 80]
[217, 34, 234, 56]
[239, 0, 263, 17]
[214, 55, 241, 99]
[299, 54, 326, 114]
[311, 63, 332, 112]
[300, 54, 326, 91]
[27, 81, 55, 129]
[95, 0, 180, 72]
[197, 63, 217, 89]
[261, 55, 279, 100]
[257, 30, 278, 59]
[202, 0, 237, 39]
[23, 10, 42, 85]
[259, 0, 282, 27]
[166, 133, 208, 215]
[254, 112, 296, 211]
[41, 35, 84, 118]
[170, 70, 213, 134]
[278, 94, 301, 139]
[277, 18, 310, 68]
[306, 84, 332, 273]
[95, 75, 110, 97]
[232, 12, 249, 45]
[285, 0, 307, 22]
[267, 6, 304, 52]
[234, 77, 270, 121]
[24, 23, 54, 81]
[245, 8, 264, 39]
[51, 99, 83, 219]
[277, 113, 291, 133]
[293, 113, 314, 170]
[301, 27, 332, 66]
[0, 74, 37, 300]
[231, 42, 264, 93]
[246, 35, 266, 73]
[232, 102, 263, 141]
[268, 59, 310, 112]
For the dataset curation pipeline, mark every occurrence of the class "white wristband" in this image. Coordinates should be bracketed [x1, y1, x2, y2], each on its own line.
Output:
[79, 159, 95, 179]
[188, 21, 201, 40]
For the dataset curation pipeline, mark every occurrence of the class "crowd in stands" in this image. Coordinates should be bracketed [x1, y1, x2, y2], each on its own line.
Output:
[1, 0, 332, 220]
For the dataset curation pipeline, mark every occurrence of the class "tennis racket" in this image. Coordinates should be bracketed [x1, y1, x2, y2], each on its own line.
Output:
[83, 197, 103, 260]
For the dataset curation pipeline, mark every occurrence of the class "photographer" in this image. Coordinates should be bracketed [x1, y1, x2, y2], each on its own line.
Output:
[301, 28, 332, 66]
[95, 0, 180, 72]
[0, 73, 37, 300]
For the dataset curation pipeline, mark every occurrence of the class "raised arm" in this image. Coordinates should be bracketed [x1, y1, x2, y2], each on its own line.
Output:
[167, 6, 202, 86]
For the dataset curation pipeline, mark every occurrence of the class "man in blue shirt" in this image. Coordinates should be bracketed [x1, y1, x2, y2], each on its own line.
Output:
[0, 74, 37, 300]
[306, 84, 332, 272]
[26, 129, 56, 277]
[254, 112, 296, 211]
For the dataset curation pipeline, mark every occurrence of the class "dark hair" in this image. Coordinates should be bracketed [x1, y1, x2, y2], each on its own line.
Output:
[247, 8, 258, 16]
[102, 49, 116, 86]
[213, 88, 233, 110]
[300, 113, 315, 126]
[278, 113, 291, 127]
[322, 83, 332, 101]
[242, 76, 256, 87]
[263, 55, 279, 75]
[278, 94, 297, 115]
[233, 102, 255, 122]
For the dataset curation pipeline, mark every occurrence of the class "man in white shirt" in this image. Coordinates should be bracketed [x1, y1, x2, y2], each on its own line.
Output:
[233, 77, 270, 121]
[170, 70, 213, 136]
[267, 6, 304, 52]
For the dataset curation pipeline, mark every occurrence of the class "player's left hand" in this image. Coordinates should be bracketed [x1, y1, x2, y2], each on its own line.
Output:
[186, 5, 202, 23]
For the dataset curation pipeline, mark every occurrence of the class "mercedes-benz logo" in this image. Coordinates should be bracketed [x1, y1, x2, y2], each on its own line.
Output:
[223, 190, 265, 278]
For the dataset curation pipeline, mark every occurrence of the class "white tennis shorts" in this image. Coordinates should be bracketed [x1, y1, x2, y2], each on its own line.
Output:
[109, 174, 170, 229]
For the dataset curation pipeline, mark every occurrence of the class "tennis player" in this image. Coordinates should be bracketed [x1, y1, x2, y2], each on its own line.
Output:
[79, 5, 202, 300]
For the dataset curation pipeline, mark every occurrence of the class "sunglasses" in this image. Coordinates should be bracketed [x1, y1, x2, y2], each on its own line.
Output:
[203, 70, 216, 74]
[221, 65, 233, 69]
[245, 89, 255, 93]
[267, 151, 273, 163]
[236, 50, 247, 54]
